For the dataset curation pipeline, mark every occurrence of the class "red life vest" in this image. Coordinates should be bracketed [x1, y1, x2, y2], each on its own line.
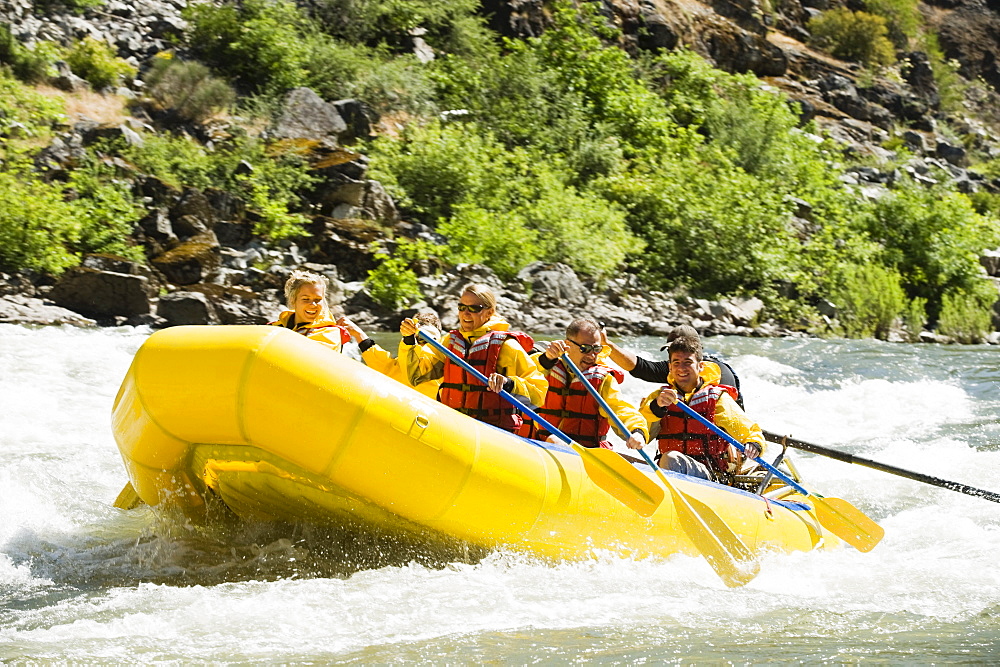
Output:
[438, 329, 535, 432]
[656, 383, 740, 476]
[530, 361, 624, 447]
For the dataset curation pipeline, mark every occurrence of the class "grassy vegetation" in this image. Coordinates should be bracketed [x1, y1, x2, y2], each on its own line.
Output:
[0, 0, 998, 338]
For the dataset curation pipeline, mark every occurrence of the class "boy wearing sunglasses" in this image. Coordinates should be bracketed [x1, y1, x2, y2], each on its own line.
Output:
[398, 283, 546, 433]
[530, 318, 648, 450]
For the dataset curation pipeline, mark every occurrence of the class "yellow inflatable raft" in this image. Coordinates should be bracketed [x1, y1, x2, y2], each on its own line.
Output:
[112, 325, 839, 565]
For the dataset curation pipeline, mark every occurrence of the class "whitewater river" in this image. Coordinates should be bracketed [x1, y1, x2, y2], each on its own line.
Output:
[2, 324, 999, 662]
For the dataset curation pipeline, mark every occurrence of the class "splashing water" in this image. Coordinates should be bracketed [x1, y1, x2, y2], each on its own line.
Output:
[2, 325, 999, 661]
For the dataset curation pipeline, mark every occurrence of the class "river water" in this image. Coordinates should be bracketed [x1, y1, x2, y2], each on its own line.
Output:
[2, 324, 999, 662]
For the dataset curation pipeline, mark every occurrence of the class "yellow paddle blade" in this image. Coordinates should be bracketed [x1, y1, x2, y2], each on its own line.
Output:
[812, 496, 884, 552]
[572, 444, 665, 517]
[113, 481, 144, 510]
[657, 471, 760, 588]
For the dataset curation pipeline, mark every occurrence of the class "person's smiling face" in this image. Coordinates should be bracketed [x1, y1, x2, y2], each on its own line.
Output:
[669, 350, 702, 393]
[457, 291, 493, 332]
[294, 283, 326, 324]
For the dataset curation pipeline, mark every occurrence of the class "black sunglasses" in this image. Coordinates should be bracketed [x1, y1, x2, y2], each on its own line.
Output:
[568, 339, 603, 355]
[457, 303, 488, 313]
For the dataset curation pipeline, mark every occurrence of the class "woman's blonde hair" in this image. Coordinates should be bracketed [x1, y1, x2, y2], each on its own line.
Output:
[461, 283, 497, 311]
[284, 270, 329, 308]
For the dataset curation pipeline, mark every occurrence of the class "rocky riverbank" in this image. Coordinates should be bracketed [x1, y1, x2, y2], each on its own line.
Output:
[4, 0, 1000, 343]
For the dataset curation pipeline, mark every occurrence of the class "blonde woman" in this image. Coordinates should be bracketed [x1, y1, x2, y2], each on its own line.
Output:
[269, 270, 350, 352]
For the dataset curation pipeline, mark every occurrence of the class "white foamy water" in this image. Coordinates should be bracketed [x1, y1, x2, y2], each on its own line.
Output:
[2, 326, 999, 661]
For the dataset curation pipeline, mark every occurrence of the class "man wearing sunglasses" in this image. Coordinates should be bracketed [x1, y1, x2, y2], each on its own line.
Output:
[399, 283, 546, 433]
[530, 318, 648, 450]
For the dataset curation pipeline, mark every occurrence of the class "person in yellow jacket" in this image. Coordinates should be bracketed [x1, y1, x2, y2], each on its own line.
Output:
[636, 334, 765, 485]
[339, 312, 442, 400]
[603, 324, 744, 407]
[269, 270, 349, 352]
[532, 317, 647, 449]
[399, 283, 546, 433]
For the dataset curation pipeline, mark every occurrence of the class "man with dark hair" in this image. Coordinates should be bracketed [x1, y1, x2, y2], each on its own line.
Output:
[632, 335, 765, 484]
[530, 317, 647, 449]
[602, 324, 744, 407]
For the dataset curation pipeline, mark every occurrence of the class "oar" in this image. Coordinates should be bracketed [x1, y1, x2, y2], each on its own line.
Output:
[559, 353, 759, 587]
[417, 332, 665, 517]
[764, 430, 1000, 504]
[671, 400, 885, 552]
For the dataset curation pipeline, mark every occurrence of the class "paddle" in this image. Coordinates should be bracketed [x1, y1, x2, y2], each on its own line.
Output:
[559, 353, 759, 587]
[671, 400, 885, 552]
[416, 331, 665, 518]
[764, 430, 1000, 504]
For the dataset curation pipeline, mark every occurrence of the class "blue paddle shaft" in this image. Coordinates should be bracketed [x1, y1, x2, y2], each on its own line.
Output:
[671, 399, 809, 496]
[558, 353, 663, 472]
[417, 331, 574, 446]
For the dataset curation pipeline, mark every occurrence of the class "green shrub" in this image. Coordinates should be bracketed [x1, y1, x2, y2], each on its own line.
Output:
[367, 121, 515, 224]
[862, 178, 999, 322]
[68, 158, 144, 261]
[596, 155, 798, 295]
[66, 36, 136, 89]
[32, 0, 104, 15]
[438, 205, 540, 280]
[0, 69, 65, 148]
[936, 285, 994, 343]
[704, 77, 802, 177]
[120, 132, 313, 240]
[902, 296, 927, 342]
[923, 33, 967, 114]
[185, 0, 309, 95]
[863, 0, 921, 50]
[828, 262, 905, 339]
[145, 56, 236, 122]
[808, 9, 896, 67]
[0, 171, 81, 274]
[365, 241, 430, 308]
[0, 25, 59, 83]
[308, 0, 493, 57]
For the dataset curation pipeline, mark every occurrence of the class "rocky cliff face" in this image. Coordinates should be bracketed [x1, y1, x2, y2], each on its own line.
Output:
[4, 0, 1000, 341]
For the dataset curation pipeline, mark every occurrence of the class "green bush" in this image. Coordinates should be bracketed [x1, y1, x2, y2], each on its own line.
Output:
[828, 262, 905, 339]
[120, 132, 313, 240]
[66, 36, 136, 89]
[902, 296, 927, 342]
[32, 0, 104, 15]
[68, 158, 144, 261]
[437, 205, 540, 280]
[861, 178, 999, 322]
[146, 56, 236, 122]
[0, 70, 65, 149]
[808, 9, 896, 67]
[0, 25, 59, 83]
[369, 120, 643, 279]
[365, 241, 431, 308]
[596, 155, 798, 295]
[185, 0, 309, 95]
[308, 0, 493, 58]
[863, 0, 921, 50]
[936, 285, 994, 343]
[0, 171, 80, 274]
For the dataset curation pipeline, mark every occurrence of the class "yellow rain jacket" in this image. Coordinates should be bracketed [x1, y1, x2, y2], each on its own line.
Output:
[361, 340, 441, 399]
[532, 352, 648, 444]
[640, 380, 766, 470]
[270, 310, 349, 353]
[402, 316, 546, 409]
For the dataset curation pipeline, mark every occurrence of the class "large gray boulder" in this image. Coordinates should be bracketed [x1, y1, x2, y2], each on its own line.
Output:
[50, 267, 154, 318]
[273, 88, 348, 144]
